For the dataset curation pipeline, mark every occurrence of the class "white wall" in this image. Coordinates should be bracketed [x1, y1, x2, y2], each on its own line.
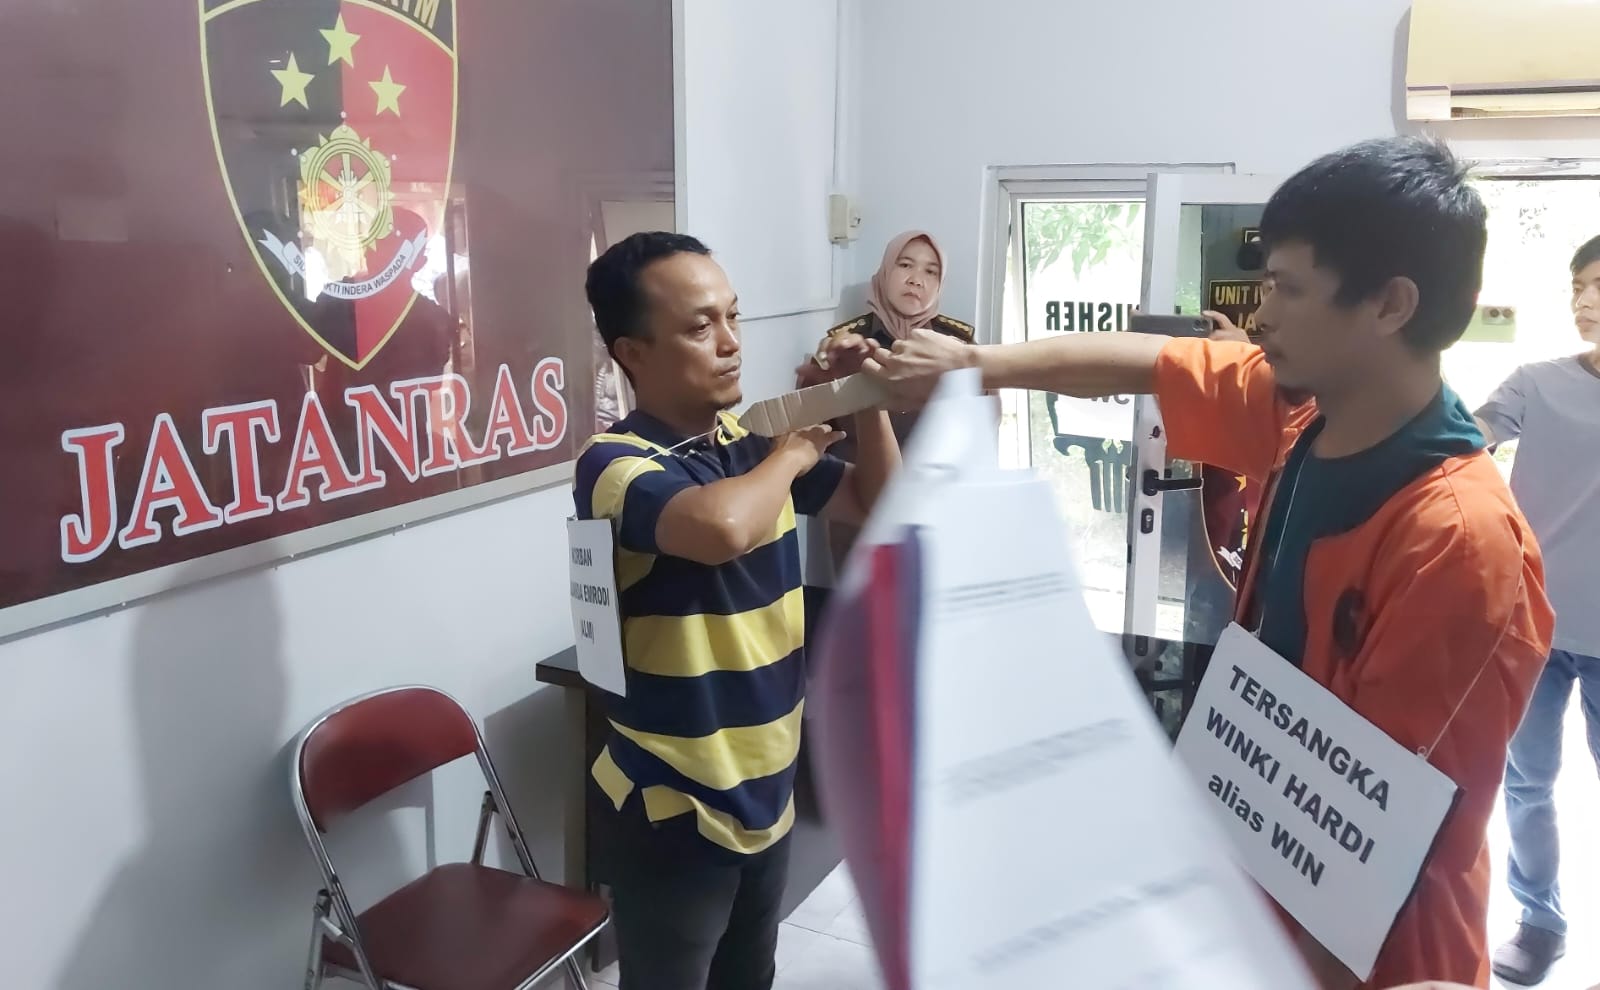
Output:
[0, 488, 580, 990]
[679, 0, 860, 394]
[680, 0, 839, 322]
[847, 0, 1600, 326]
[679, 0, 862, 579]
[0, 3, 854, 990]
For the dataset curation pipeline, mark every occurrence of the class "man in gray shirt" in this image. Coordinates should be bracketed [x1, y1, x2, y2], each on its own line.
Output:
[1476, 234, 1600, 986]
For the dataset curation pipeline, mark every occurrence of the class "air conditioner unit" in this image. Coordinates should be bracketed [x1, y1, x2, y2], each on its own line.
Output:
[1407, 0, 1600, 121]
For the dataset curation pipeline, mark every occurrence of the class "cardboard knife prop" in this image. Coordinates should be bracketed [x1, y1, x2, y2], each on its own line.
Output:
[738, 373, 889, 437]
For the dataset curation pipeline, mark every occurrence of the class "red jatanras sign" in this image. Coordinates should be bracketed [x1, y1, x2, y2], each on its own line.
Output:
[58, 362, 570, 565]
[0, 0, 673, 621]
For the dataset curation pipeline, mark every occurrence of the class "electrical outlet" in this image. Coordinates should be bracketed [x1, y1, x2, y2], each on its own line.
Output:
[1462, 303, 1517, 343]
[828, 193, 861, 245]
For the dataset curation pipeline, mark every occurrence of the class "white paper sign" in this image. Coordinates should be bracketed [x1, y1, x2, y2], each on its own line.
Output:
[566, 518, 626, 696]
[1051, 392, 1135, 441]
[1174, 623, 1459, 979]
[825, 370, 1314, 990]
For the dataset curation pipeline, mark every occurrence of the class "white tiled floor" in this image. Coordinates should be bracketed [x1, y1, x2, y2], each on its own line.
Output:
[589, 696, 1600, 990]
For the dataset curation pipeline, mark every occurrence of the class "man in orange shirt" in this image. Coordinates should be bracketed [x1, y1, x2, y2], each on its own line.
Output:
[865, 137, 1553, 988]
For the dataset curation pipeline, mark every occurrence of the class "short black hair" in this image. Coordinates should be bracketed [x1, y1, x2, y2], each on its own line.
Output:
[1572, 235, 1600, 276]
[1260, 136, 1486, 353]
[585, 231, 711, 354]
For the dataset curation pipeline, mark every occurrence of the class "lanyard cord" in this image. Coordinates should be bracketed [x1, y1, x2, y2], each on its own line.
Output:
[1420, 565, 1524, 760]
[617, 427, 718, 484]
[590, 426, 723, 530]
[1251, 449, 1309, 638]
[1246, 438, 1519, 761]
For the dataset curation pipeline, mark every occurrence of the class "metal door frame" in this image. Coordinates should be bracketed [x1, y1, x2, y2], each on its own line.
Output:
[1124, 172, 1286, 671]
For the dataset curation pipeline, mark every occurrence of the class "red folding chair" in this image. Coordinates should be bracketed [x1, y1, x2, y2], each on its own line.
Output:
[290, 685, 608, 990]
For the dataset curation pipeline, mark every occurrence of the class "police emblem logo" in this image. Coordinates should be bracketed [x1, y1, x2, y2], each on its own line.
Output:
[199, 0, 457, 369]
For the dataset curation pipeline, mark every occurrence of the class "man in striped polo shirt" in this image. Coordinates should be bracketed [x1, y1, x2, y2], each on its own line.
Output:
[578, 232, 899, 990]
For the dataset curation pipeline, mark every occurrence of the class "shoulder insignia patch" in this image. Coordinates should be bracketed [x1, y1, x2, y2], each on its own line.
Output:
[827, 315, 871, 339]
[933, 315, 976, 340]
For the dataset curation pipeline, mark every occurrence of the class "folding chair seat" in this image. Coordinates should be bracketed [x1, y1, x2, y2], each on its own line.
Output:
[291, 685, 608, 990]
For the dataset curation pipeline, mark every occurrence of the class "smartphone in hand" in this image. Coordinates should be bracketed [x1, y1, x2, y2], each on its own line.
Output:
[1128, 313, 1215, 338]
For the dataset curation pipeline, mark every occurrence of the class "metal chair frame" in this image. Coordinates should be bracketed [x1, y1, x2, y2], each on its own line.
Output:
[289, 685, 602, 990]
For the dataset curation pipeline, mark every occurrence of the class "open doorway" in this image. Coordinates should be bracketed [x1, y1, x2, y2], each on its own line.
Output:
[1461, 176, 1600, 990]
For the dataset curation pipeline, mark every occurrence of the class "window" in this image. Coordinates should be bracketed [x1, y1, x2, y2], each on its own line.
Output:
[982, 165, 1227, 634]
[1000, 196, 1145, 633]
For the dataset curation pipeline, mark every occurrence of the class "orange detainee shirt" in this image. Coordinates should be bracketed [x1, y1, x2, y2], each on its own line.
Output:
[1153, 338, 1554, 989]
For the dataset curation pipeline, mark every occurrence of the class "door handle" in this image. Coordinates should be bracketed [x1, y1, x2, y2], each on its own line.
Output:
[1141, 469, 1203, 497]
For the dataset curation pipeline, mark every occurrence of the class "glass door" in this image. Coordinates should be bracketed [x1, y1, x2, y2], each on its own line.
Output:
[1126, 172, 1284, 735]
[1001, 188, 1148, 636]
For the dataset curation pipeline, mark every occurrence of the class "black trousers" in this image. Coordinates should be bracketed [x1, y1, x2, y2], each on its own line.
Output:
[604, 803, 792, 990]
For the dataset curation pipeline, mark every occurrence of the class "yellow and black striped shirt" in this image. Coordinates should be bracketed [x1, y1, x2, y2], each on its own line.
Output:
[573, 410, 846, 856]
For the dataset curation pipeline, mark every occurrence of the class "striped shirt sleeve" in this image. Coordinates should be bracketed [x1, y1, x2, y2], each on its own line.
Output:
[575, 441, 697, 554]
[791, 453, 847, 517]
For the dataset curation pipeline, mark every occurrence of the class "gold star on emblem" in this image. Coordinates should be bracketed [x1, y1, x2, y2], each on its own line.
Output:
[271, 52, 315, 109]
[369, 66, 405, 117]
[321, 15, 361, 68]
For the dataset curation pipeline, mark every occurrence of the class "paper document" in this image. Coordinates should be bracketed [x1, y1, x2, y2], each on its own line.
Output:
[566, 517, 626, 696]
[811, 370, 1314, 990]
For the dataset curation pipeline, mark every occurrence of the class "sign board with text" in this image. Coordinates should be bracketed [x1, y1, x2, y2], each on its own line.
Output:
[566, 518, 625, 696]
[1208, 279, 1264, 335]
[1036, 301, 1140, 440]
[0, 0, 674, 637]
[1048, 393, 1135, 441]
[1174, 624, 1459, 979]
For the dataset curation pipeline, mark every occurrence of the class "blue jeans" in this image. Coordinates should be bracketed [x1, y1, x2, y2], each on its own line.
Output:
[1503, 649, 1600, 935]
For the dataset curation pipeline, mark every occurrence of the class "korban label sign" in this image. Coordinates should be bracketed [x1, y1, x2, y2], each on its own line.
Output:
[567, 518, 625, 696]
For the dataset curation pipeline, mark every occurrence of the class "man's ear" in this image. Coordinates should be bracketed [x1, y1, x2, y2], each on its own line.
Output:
[613, 336, 646, 380]
[1373, 276, 1420, 341]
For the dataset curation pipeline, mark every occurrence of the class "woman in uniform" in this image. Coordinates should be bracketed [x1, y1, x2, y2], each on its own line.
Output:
[796, 229, 974, 456]
[795, 229, 975, 561]
[789, 230, 976, 815]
